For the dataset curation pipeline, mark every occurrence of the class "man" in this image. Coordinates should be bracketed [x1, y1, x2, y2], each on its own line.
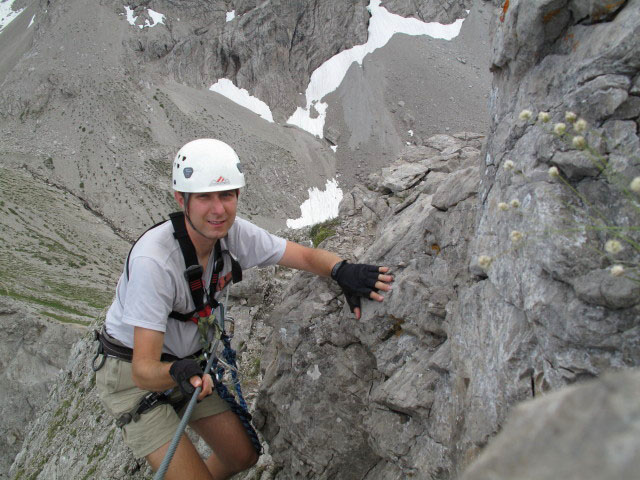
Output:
[95, 139, 393, 479]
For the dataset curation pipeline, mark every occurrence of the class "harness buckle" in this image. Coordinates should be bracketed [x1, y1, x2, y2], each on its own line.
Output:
[184, 264, 203, 282]
[116, 412, 132, 428]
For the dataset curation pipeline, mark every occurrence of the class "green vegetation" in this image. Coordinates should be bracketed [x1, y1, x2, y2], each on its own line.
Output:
[248, 357, 261, 378]
[81, 429, 115, 480]
[2, 290, 90, 317]
[309, 218, 340, 247]
[41, 311, 90, 326]
[47, 400, 72, 441]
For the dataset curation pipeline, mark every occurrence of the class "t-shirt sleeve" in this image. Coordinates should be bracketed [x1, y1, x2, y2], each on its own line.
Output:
[228, 217, 287, 269]
[121, 256, 175, 332]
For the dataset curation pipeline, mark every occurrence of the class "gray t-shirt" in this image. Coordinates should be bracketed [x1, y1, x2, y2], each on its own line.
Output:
[105, 216, 286, 358]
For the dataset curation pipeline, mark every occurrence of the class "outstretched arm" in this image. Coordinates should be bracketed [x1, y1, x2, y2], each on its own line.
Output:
[277, 240, 393, 319]
[277, 240, 342, 276]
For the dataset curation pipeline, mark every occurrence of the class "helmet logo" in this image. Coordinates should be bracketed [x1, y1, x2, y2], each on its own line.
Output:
[183, 167, 194, 178]
[215, 176, 229, 184]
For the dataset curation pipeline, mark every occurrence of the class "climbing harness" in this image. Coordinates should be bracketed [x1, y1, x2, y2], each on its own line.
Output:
[91, 211, 261, 479]
[92, 329, 194, 372]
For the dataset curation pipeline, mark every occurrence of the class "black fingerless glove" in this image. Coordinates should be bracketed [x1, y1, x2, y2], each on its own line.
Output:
[169, 359, 203, 397]
[331, 260, 380, 313]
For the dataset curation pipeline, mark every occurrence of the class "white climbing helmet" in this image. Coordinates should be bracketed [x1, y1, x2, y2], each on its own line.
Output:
[172, 138, 245, 192]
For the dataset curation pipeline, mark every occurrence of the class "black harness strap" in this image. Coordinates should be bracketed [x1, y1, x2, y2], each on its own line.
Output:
[169, 212, 208, 320]
[124, 211, 243, 324]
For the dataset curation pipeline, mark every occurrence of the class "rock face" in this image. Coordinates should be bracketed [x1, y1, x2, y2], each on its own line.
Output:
[161, 0, 371, 121]
[381, 0, 469, 23]
[461, 369, 640, 480]
[0, 313, 85, 477]
[9, 326, 152, 480]
[256, 133, 484, 479]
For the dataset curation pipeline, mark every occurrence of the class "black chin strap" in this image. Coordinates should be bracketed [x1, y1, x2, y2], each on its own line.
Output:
[184, 204, 220, 242]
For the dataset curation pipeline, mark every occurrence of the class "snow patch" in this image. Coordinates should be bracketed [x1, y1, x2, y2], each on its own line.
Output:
[287, 179, 343, 229]
[209, 78, 274, 123]
[28, 14, 34, 28]
[307, 365, 321, 381]
[286, 0, 465, 138]
[124, 6, 165, 28]
[148, 9, 165, 26]
[0, 0, 24, 32]
[330, 145, 338, 152]
[226, 10, 235, 22]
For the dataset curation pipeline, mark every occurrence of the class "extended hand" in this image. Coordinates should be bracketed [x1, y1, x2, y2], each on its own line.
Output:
[331, 261, 393, 319]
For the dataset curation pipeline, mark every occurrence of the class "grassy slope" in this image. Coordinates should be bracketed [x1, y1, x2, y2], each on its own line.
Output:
[0, 159, 130, 325]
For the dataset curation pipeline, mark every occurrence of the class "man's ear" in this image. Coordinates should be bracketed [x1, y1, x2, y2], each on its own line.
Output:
[174, 191, 185, 208]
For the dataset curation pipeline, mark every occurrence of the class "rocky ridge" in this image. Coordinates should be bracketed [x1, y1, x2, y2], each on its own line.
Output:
[257, 132, 485, 479]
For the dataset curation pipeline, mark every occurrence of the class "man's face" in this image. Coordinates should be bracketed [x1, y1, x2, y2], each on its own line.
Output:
[175, 189, 238, 240]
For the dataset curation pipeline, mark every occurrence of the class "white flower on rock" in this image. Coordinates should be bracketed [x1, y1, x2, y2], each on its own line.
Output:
[605, 239, 623, 255]
[630, 176, 640, 193]
[538, 111, 550, 123]
[498, 202, 509, 211]
[554, 123, 567, 135]
[510, 199, 520, 208]
[572, 136, 586, 149]
[548, 166, 560, 178]
[477, 255, 492, 269]
[510, 230, 524, 242]
[574, 118, 588, 133]
[503, 160, 515, 171]
[565, 111, 577, 123]
[519, 109, 533, 121]
[610, 265, 625, 277]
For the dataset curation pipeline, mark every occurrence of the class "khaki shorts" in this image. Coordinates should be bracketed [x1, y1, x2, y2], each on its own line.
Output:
[96, 356, 229, 458]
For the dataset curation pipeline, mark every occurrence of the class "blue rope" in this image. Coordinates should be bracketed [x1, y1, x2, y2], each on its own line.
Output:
[212, 333, 262, 454]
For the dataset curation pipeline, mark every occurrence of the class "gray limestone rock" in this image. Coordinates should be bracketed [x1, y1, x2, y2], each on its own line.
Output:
[381, 0, 471, 24]
[258, 133, 484, 479]
[551, 149, 601, 179]
[571, 269, 640, 310]
[378, 162, 430, 193]
[569, 75, 630, 122]
[461, 369, 640, 480]
[424, 133, 464, 151]
[431, 165, 480, 210]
